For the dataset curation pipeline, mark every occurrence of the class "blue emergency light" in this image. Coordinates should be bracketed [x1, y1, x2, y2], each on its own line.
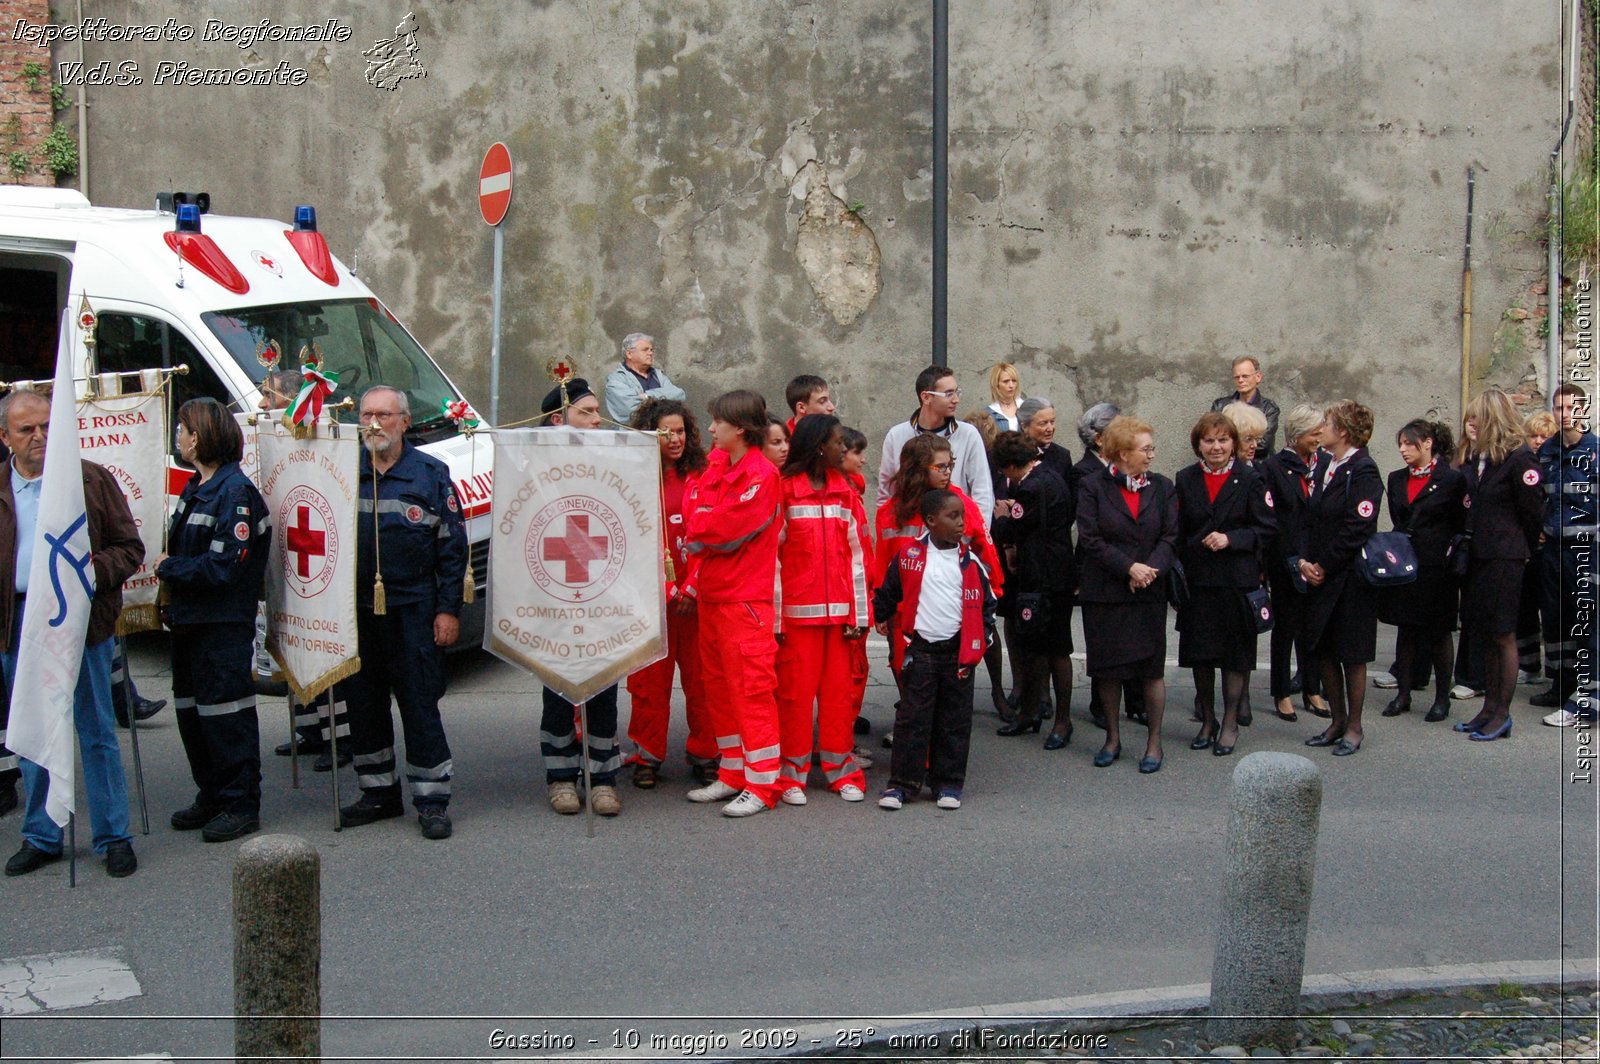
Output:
[175, 203, 202, 232]
[294, 205, 317, 232]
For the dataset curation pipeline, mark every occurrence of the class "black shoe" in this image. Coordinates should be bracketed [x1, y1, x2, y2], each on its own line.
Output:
[1190, 725, 1216, 751]
[1213, 741, 1236, 756]
[1042, 725, 1072, 750]
[170, 802, 221, 831]
[1305, 729, 1345, 748]
[854, 714, 871, 735]
[1092, 746, 1121, 768]
[0, 781, 16, 818]
[1038, 696, 1054, 721]
[339, 795, 405, 827]
[274, 738, 329, 757]
[1530, 687, 1564, 708]
[1238, 704, 1252, 728]
[996, 718, 1042, 736]
[201, 811, 260, 843]
[1091, 710, 1108, 729]
[133, 696, 165, 721]
[1289, 670, 1303, 695]
[313, 749, 353, 772]
[1423, 701, 1451, 723]
[5, 841, 60, 876]
[417, 807, 452, 840]
[104, 840, 137, 878]
[1381, 696, 1412, 717]
[1138, 755, 1163, 774]
[690, 762, 719, 786]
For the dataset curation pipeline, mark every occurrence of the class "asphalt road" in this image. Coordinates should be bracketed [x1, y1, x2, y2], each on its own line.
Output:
[0, 625, 1594, 1063]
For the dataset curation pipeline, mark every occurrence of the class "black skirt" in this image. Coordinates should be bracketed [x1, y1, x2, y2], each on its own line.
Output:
[1177, 585, 1259, 672]
[1377, 567, 1459, 631]
[1461, 557, 1526, 635]
[1305, 573, 1378, 664]
[1014, 587, 1075, 656]
[1083, 600, 1167, 678]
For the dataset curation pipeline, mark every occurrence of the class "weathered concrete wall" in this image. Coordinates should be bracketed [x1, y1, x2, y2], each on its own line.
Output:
[34, 0, 1564, 473]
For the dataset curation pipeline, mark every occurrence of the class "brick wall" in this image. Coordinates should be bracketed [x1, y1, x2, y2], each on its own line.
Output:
[0, 0, 56, 186]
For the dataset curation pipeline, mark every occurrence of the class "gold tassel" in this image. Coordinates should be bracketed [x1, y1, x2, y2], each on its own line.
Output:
[373, 573, 388, 615]
[462, 568, 476, 604]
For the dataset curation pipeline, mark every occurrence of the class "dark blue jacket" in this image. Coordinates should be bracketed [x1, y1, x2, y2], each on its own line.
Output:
[357, 442, 467, 615]
[1538, 431, 1598, 543]
[159, 461, 270, 625]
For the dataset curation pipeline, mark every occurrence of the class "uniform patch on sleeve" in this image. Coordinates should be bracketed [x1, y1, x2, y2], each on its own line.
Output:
[1357, 499, 1375, 518]
[234, 521, 250, 541]
[1523, 468, 1541, 486]
[446, 494, 459, 512]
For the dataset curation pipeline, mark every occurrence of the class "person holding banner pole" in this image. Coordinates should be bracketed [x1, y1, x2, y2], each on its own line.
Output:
[536, 380, 624, 818]
[0, 389, 144, 878]
[624, 398, 717, 790]
[154, 398, 271, 842]
[682, 390, 784, 818]
[338, 386, 465, 840]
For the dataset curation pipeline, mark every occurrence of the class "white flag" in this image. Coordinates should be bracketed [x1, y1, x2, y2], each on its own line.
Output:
[8, 310, 95, 828]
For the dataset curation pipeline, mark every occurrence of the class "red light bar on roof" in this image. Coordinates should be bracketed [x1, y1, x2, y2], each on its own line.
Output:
[163, 231, 249, 295]
[285, 229, 338, 287]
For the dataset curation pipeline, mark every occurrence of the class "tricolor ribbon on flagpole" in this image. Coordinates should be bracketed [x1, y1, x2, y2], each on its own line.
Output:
[286, 362, 339, 427]
[442, 398, 480, 430]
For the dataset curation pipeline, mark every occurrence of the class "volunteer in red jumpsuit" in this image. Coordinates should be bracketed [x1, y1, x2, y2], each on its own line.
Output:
[682, 390, 784, 818]
[773, 415, 873, 803]
[624, 399, 717, 788]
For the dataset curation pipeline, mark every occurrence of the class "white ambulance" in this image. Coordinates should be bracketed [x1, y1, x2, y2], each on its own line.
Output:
[0, 184, 494, 644]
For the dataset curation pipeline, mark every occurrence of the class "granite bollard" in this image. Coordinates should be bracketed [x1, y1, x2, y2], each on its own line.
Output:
[1209, 752, 1322, 1047]
[234, 834, 320, 1062]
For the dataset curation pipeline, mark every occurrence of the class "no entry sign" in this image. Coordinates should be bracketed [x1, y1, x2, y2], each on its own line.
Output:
[479, 142, 513, 226]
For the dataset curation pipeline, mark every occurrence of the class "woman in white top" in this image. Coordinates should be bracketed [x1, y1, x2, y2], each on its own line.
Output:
[986, 362, 1024, 433]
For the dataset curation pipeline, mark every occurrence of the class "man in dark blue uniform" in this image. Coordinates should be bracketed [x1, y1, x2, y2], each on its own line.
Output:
[338, 386, 467, 839]
[1537, 382, 1599, 726]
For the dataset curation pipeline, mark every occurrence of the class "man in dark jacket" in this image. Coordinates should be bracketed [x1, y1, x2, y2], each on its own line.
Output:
[0, 390, 145, 878]
[1211, 356, 1281, 457]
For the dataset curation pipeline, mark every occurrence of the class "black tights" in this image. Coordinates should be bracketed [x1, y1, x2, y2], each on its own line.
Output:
[1094, 677, 1165, 758]
[1317, 658, 1368, 740]
[1469, 630, 1518, 731]
[1193, 666, 1248, 743]
[1016, 651, 1073, 731]
[1393, 625, 1455, 708]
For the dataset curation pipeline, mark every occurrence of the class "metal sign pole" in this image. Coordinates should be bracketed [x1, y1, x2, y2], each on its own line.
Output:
[121, 667, 149, 834]
[489, 225, 504, 426]
[577, 700, 595, 839]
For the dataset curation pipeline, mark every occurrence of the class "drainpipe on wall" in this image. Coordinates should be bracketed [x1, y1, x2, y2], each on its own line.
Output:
[1548, 0, 1581, 398]
[74, 0, 88, 197]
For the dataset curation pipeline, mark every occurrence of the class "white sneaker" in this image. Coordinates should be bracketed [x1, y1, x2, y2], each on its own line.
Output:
[687, 779, 739, 803]
[780, 786, 808, 806]
[1518, 670, 1541, 685]
[1450, 684, 1483, 700]
[936, 789, 963, 810]
[1372, 672, 1398, 689]
[877, 787, 904, 810]
[838, 784, 865, 802]
[851, 745, 874, 769]
[1543, 709, 1584, 727]
[722, 790, 769, 818]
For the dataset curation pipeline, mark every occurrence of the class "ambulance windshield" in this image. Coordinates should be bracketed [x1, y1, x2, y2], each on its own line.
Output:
[201, 298, 463, 433]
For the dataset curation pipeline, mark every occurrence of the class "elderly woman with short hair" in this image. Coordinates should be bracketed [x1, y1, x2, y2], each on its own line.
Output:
[1261, 403, 1328, 721]
[1223, 400, 1271, 468]
[1017, 396, 1075, 488]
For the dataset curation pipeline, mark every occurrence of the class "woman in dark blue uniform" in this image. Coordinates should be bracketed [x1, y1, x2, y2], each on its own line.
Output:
[1454, 389, 1545, 740]
[991, 431, 1077, 746]
[1298, 401, 1383, 756]
[1077, 415, 1178, 773]
[1176, 413, 1277, 756]
[1261, 404, 1328, 722]
[156, 398, 271, 842]
[1376, 418, 1465, 723]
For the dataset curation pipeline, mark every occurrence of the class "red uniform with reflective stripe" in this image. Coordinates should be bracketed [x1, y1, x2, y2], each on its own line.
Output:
[627, 466, 715, 768]
[774, 469, 872, 793]
[683, 446, 782, 805]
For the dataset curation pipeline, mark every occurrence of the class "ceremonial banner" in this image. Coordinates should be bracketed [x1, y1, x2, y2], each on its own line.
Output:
[257, 421, 361, 701]
[78, 371, 167, 634]
[9, 310, 93, 827]
[487, 429, 666, 704]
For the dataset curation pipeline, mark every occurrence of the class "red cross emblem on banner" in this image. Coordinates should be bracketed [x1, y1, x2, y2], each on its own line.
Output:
[286, 503, 327, 579]
[541, 514, 608, 583]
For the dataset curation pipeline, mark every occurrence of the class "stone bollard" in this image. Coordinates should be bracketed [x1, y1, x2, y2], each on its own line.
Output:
[234, 834, 321, 1063]
[1209, 752, 1323, 1048]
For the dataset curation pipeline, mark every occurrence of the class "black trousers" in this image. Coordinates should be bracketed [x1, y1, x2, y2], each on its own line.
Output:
[890, 635, 974, 794]
[539, 684, 620, 785]
[345, 604, 453, 809]
[1543, 541, 1598, 712]
[1269, 572, 1321, 700]
[172, 622, 262, 816]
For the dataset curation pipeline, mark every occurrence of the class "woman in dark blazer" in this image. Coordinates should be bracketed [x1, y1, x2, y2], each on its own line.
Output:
[1018, 397, 1078, 497]
[1453, 389, 1545, 740]
[1177, 413, 1278, 756]
[1076, 415, 1178, 773]
[1298, 401, 1383, 756]
[1376, 418, 1466, 723]
[991, 431, 1077, 746]
[1261, 404, 1329, 722]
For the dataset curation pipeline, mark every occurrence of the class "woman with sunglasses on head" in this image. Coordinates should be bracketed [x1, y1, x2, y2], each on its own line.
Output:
[1452, 389, 1544, 741]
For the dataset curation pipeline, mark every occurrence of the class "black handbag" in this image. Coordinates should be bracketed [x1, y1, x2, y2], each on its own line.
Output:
[1360, 530, 1419, 586]
[1445, 532, 1472, 577]
[1166, 558, 1189, 610]
[1013, 590, 1050, 638]
[1245, 585, 1273, 632]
